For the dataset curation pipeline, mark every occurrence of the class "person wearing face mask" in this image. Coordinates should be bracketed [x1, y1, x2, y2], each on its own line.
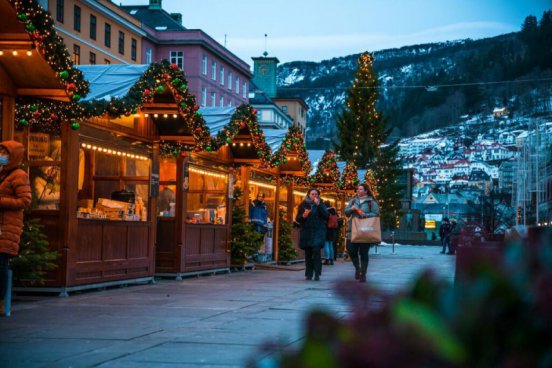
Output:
[295, 188, 329, 281]
[0, 141, 32, 315]
[344, 183, 380, 283]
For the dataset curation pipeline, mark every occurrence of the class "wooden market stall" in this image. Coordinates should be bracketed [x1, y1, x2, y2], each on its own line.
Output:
[154, 104, 278, 276]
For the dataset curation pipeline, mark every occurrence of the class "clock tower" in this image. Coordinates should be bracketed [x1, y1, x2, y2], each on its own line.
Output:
[251, 55, 279, 98]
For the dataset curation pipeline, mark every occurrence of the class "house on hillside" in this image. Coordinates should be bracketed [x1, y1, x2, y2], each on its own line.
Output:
[493, 107, 509, 118]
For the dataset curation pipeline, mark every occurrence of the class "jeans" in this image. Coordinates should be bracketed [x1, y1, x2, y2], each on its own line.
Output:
[324, 241, 334, 260]
[347, 240, 370, 276]
[304, 247, 322, 278]
[441, 236, 451, 253]
[0, 253, 9, 300]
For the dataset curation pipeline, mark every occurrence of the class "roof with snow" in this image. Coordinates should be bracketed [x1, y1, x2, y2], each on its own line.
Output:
[199, 107, 237, 136]
[77, 64, 150, 101]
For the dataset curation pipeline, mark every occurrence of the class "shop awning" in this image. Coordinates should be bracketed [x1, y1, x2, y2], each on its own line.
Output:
[77, 64, 150, 101]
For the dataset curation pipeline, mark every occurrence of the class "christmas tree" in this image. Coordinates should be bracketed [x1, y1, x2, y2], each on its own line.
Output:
[334, 52, 403, 230]
[340, 161, 360, 190]
[334, 53, 387, 167]
[277, 209, 297, 263]
[231, 187, 263, 264]
[11, 218, 58, 286]
[364, 168, 379, 198]
[312, 149, 340, 185]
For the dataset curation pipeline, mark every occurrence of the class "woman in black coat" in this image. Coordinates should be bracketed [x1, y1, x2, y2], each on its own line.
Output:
[295, 188, 329, 281]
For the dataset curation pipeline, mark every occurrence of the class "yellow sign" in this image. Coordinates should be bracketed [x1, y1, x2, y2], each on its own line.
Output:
[425, 220, 436, 229]
[28, 133, 50, 160]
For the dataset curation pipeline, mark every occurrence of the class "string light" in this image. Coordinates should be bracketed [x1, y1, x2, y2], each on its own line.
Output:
[80, 143, 149, 160]
[189, 166, 227, 180]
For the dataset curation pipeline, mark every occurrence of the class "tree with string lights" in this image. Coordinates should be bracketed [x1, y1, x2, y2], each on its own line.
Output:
[335, 52, 403, 229]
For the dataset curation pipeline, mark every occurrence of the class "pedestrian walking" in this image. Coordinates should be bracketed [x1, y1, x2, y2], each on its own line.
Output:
[344, 183, 379, 283]
[324, 206, 339, 265]
[439, 217, 452, 254]
[295, 188, 329, 281]
[0, 141, 32, 315]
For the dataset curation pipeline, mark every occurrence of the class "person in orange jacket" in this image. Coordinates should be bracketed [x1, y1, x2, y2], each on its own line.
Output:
[0, 141, 32, 315]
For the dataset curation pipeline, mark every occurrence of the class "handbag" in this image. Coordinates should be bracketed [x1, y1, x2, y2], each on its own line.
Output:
[351, 216, 382, 243]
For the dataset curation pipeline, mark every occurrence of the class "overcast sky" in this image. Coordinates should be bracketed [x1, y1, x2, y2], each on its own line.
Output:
[119, 0, 551, 65]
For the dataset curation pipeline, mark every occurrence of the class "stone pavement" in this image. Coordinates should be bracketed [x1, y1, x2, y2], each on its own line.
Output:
[1, 244, 455, 367]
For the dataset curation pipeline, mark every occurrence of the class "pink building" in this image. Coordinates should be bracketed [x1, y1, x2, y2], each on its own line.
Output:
[122, 0, 251, 107]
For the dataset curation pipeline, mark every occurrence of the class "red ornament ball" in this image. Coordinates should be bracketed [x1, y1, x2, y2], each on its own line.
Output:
[50, 113, 58, 121]
[144, 89, 151, 96]
[170, 63, 179, 70]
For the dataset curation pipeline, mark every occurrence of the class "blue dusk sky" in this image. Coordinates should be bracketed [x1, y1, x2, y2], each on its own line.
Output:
[119, 0, 551, 64]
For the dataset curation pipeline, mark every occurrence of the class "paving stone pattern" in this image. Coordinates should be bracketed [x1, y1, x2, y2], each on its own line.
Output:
[0, 245, 455, 367]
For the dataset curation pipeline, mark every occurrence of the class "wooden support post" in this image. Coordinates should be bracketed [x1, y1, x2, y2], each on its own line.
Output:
[273, 177, 280, 261]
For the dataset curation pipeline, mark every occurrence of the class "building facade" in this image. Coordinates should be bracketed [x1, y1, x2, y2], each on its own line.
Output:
[45, 0, 146, 65]
[121, 0, 251, 107]
[273, 98, 308, 135]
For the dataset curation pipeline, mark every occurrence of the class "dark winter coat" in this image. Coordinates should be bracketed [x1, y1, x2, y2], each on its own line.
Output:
[439, 221, 452, 240]
[326, 208, 339, 242]
[295, 199, 329, 249]
[0, 141, 32, 256]
[344, 195, 379, 240]
[249, 200, 268, 226]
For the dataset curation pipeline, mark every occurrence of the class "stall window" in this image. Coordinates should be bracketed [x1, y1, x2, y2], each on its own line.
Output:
[186, 165, 227, 225]
[15, 132, 63, 210]
[248, 177, 276, 224]
[77, 142, 150, 221]
[158, 157, 176, 216]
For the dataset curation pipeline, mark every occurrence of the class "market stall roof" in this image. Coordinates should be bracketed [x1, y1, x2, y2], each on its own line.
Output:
[0, 0, 70, 100]
[77, 64, 150, 101]
[263, 129, 288, 153]
[200, 106, 237, 136]
[307, 150, 325, 175]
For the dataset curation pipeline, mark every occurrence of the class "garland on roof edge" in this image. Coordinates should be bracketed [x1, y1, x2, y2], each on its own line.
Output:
[270, 126, 312, 174]
[9, 0, 89, 98]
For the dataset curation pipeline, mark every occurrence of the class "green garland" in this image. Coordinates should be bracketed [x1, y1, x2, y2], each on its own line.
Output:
[270, 126, 312, 173]
[15, 99, 83, 133]
[9, 0, 89, 98]
[210, 104, 272, 165]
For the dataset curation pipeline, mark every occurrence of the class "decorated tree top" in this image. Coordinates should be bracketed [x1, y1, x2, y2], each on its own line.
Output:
[9, 0, 89, 98]
[270, 126, 311, 174]
[312, 149, 340, 184]
[364, 168, 379, 198]
[340, 161, 360, 190]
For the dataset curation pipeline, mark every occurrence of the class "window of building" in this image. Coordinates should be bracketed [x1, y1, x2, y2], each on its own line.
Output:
[89, 52, 96, 65]
[131, 39, 137, 61]
[201, 87, 207, 106]
[146, 48, 152, 64]
[202, 56, 207, 75]
[220, 66, 225, 85]
[90, 14, 97, 40]
[104, 23, 111, 48]
[242, 82, 247, 98]
[72, 44, 80, 65]
[235, 77, 240, 94]
[282, 105, 287, 112]
[170, 51, 183, 69]
[219, 96, 224, 107]
[211, 92, 216, 107]
[56, 0, 64, 23]
[211, 60, 216, 80]
[104, 58, 110, 64]
[228, 72, 232, 90]
[118, 31, 125, 55]
[73, 5, 81, 32]
[228, 100, 233, 107]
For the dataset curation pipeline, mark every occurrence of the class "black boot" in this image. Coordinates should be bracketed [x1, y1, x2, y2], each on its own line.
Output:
[354, 268, 360, 280]
[359, 273, 366, 283]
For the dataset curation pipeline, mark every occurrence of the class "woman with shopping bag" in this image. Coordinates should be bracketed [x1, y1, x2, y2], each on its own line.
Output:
[344, 183, 380, 283]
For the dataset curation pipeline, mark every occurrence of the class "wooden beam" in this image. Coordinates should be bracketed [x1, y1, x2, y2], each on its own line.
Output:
[17, 88, 68, 100]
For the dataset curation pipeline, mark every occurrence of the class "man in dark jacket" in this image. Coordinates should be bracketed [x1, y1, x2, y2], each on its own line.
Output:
[439, 217, 452, 254]
[295, 188, 328, 281]
[249, 193, 268, 234]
